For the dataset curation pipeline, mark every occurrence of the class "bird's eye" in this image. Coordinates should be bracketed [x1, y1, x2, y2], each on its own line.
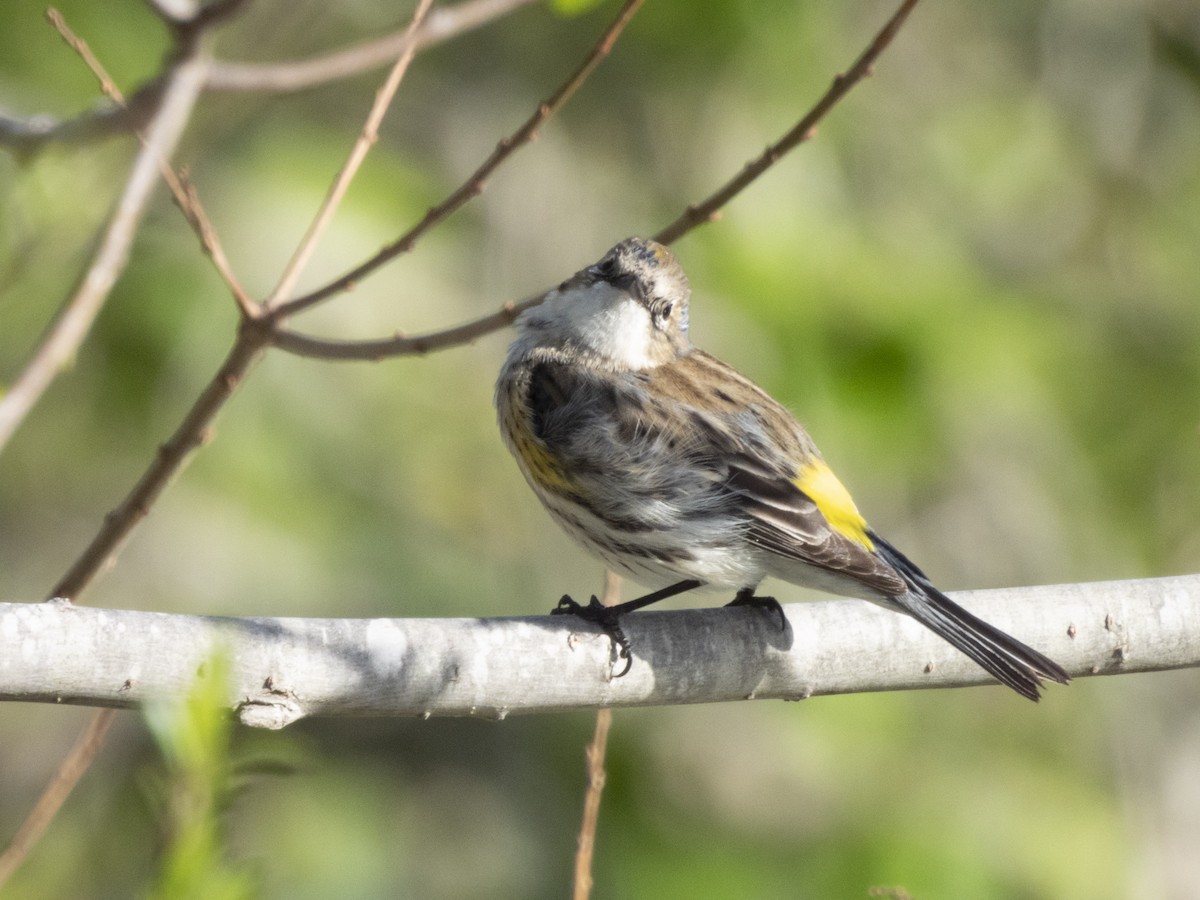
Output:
[660, 301, 674, 320]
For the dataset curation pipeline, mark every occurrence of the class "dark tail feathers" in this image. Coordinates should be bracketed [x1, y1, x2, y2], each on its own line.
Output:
[871, 534, 1070, 701]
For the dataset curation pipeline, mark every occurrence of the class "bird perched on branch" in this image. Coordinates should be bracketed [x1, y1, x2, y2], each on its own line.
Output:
[495, 236, 1069, 700]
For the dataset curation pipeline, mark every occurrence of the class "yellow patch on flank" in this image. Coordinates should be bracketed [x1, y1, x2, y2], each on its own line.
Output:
[516, 432, 575, 494]
[794, 460, 875, 550]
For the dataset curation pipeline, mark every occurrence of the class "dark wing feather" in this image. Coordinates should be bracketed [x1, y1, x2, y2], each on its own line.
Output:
[725, 458, 908, 596]
[872, 534, 1071, 700]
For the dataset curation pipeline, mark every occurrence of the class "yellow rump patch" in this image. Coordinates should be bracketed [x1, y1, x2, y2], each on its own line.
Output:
[794, 460, 875, 550]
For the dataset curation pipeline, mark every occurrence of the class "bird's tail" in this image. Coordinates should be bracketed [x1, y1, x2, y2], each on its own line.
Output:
[871, 534, 1070, 701]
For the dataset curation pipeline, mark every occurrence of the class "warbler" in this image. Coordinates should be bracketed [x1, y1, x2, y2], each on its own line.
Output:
[495, 236, 1069, 700]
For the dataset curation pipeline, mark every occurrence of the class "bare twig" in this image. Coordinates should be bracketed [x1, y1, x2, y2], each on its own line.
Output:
[47, 7, 252, 313]
[0, 710, 116, 890]
[574, 707, 612, 900]
[46, 8, 124, 101]
[0, 11, 248, 889]
[653, 0, 922, 245]
[271, 294, 538, 359]
[206, 0, 537, 93]
[264, 0, 434, 309]
[0, 80, 168, 152]
[572, 571, 621, 900]
[271, 0, 647, 320]
[172, 170, 255, 316]
[0, 54, 209, 457]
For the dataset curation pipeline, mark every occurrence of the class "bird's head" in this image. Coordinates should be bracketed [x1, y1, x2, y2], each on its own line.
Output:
[517, 237, 692, 370]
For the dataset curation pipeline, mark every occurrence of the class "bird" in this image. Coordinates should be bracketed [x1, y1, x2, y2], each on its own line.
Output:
[495, 236, 1070, 700]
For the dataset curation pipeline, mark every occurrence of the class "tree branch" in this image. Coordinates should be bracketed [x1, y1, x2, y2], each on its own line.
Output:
[269, 295, 538, 359]
[2, 576, 1194, 726]
[0, 52, 210, 457]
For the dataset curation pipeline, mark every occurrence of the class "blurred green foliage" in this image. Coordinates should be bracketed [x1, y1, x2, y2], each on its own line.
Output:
[2, 0, 1199, 897]
[143, 652, 257, 900]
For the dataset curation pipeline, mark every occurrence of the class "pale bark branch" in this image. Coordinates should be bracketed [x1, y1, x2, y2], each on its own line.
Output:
[0, 53, 209, 456]
[2, 576, 1194, 728]
[205, 0, 538, 93]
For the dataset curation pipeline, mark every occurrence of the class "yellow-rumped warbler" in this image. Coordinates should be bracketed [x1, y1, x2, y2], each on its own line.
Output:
[496, 237, 1069, 700]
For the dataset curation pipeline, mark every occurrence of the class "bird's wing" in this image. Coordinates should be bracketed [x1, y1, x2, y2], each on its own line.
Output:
[724, 453, 907, 597]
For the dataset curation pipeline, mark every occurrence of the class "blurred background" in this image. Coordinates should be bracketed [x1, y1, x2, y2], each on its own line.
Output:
[2, 0, 1199, 896]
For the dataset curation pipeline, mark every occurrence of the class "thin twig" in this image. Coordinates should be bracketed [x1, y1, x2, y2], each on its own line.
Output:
[0, 710, 116, 890]
[0, 5, 429, 883]
[172, 170, 256, 317]
[46, 7, 253, 313]
[271, 0, 647, 320]
[0, 54, 209, 457]
[653, 0, 922, 245]
[0, 11, 245, 891]
[46, 8, 124, 101]
[264, 0, 434, 309]
[206, 0, 537, 93]
[271, 294, 539, 359]
[574, 708, 612, 900]
[572, 571, 621, 900]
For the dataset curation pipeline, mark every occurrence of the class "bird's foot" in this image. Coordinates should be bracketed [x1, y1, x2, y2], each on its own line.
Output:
[726, 588, 786, 631]
[552, 594, 634, 677]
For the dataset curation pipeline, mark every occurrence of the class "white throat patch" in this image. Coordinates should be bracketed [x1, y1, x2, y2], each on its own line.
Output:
[545, 282, 656, 370]
[589, 293, 655, 369]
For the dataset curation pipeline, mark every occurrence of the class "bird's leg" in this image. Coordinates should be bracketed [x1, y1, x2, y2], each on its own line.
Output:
[725, 586, 786, 631]
[552, 579, 704, 677]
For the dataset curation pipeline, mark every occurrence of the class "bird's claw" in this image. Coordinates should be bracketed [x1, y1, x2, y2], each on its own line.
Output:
[726, 589, 786, 631]
[552, 594, 634, 677]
